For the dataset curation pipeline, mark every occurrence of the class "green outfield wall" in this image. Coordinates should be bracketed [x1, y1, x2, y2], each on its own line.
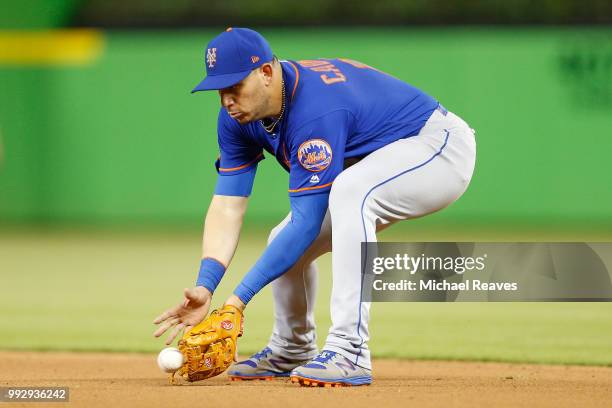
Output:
[0, 0, 81, 29]
[1, 28, 611, 228]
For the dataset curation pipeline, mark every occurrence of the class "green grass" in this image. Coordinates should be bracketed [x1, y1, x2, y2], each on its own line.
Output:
[1, 229, 611, 366]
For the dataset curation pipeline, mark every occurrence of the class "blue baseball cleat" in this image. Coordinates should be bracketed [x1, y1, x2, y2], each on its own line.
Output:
[228, 347, 313, 381]
[290, 350, 372, 387]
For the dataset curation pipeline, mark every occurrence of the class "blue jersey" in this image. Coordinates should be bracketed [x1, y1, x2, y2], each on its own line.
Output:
[216, 58, 438, 196]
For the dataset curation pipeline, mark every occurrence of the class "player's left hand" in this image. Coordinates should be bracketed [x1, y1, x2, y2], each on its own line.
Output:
[153, 286, 212, 345]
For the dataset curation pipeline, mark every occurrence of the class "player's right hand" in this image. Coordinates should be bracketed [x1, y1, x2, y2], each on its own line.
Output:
[153, 286, 212, 345]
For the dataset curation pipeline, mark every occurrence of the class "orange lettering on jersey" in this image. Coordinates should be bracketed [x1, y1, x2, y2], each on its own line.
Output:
[338, 57, 394, 78]
[298, 59, 347, 85]
[321, 72, 346, 84]
[297, 59, 329, 68]
[338, 58, 373, 69]
[310, 64, 335, 72]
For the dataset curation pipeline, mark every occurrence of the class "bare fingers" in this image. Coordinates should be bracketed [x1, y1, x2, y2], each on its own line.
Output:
[153, 317, 180, 338]
[153, 307, 177, 325]
[165, 322, 186, 345]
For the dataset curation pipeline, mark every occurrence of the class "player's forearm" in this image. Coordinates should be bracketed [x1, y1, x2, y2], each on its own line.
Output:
[201, 194, 248, 265]
[195, 194, 248, 293]
[196, 168, 256, 294]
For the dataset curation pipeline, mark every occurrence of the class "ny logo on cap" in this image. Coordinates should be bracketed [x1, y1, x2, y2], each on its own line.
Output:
[206, 48, 217, 68]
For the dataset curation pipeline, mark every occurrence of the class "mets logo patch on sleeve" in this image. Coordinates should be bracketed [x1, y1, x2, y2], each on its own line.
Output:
[297, 139, 332, 172]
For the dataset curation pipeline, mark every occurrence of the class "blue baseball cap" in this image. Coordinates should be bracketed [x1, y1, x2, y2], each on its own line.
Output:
[191, 27, 273, 93]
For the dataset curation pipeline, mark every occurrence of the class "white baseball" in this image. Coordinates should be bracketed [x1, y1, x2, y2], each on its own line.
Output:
[157, 347, 185, 373]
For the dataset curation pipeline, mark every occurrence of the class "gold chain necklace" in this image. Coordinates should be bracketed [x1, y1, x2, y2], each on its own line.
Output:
[260, 78, 286, 134]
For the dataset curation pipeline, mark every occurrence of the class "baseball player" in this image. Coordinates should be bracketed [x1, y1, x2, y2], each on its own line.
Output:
[153, 27, 476, 387]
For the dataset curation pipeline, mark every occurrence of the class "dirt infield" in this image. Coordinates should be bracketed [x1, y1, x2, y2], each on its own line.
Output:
[1, 351, 611, 408]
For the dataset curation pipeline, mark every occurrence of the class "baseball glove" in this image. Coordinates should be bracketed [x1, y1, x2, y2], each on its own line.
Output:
[174, 304, 243, 382]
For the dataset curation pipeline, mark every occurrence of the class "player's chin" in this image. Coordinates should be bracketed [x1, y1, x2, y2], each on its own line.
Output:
[233, 113, 252, 124]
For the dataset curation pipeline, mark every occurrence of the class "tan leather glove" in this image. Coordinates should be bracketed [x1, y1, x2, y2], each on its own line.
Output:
[175, 304, 243, 382]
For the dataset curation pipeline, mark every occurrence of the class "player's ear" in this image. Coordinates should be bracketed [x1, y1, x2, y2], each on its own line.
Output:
[260, 63, 274, 86]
